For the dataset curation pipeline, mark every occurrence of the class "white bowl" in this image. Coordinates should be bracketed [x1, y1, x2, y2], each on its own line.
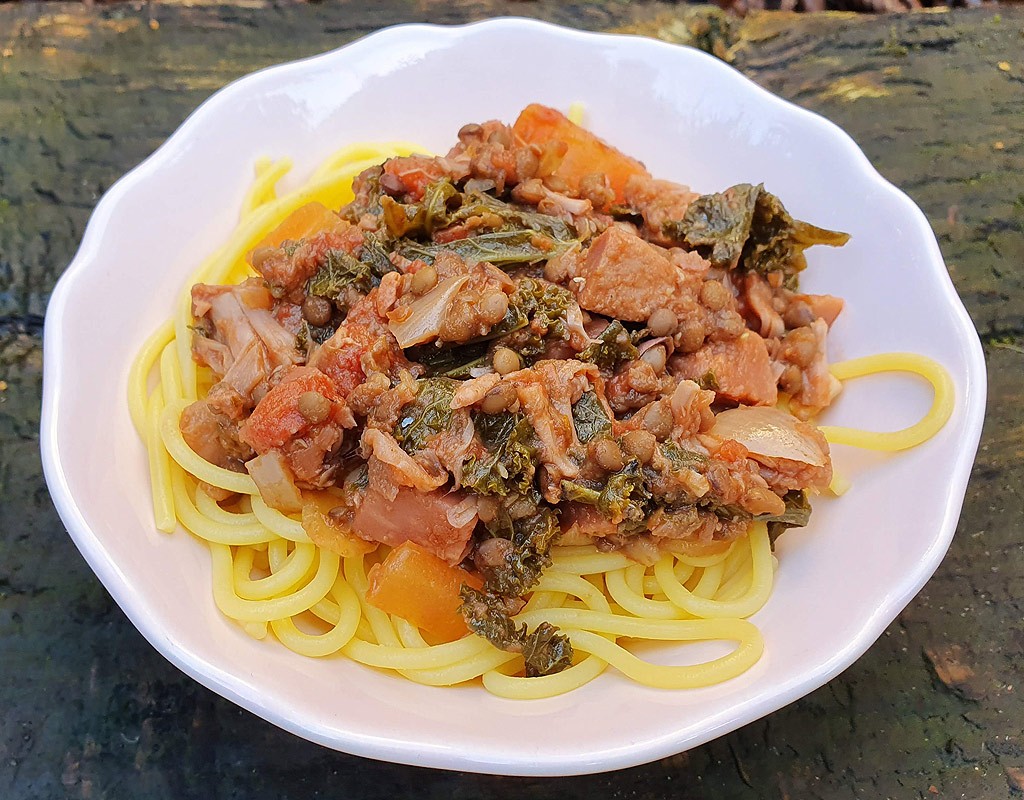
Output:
[40, 18, 986, 776]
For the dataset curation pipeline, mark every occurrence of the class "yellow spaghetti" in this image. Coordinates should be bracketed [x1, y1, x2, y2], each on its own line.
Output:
[129, 133, 953, 699]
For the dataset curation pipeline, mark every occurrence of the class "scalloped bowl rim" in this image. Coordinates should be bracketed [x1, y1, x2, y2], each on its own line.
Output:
[40, 18, 986, 776]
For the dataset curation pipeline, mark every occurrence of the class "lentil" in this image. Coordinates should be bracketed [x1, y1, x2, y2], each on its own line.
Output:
[493, 346, 521, 376]
[297, 391, 331, 425]
[642, 400, 674, 440]
[480, 382, 516, 415]
[699, 279, 730, 312]
[593, 438, 625, 472]
[620, 430, 657, 464]
[302, 295, 333, 327]
[647, 308, 678, 337]
[410, 264, 438, 295]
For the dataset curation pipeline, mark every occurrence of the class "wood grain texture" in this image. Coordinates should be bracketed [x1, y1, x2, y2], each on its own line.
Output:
[1, 3, 1022, 798]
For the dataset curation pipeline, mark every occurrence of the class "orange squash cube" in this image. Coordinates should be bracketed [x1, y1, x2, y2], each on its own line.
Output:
[512, 103, 650, 202]
[365, 542, 484, 642]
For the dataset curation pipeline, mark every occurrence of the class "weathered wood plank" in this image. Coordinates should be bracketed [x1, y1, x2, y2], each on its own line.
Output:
[1, 3, 1021, 798]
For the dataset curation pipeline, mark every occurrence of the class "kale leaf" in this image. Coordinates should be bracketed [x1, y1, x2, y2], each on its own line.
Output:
[381, 178, 459, 238]
[513, 278, 574, 337]
[306, 250, 375, 302]
[398, 230, 572, 268]
[521, 622, 575, 678]
[296, 320, 337, 351]
[459, 587, 522, 650]
[339, 165, 385, 223]
[742, 190, 850, 281]
[571, 391, 612, 444]
[578, 320, 639, 370]
[444, 191, 575, 242]
[666, 183, 759, 268]
[407, 340, 492, 378]
[659, 440, 709, 470]
[461, 412, 537, 497]
[562, 459, 653, 531]
[489, 277, 576, 362]
[662, 183, 849, 283]
[392, 378, 458, 453]
[395, 188, 579, 268]
[763, 490, 812, 549]
[359, 231, 396, 278]
[481, 505, 561, 596]
[707, 489, 812, 548]
[458, 586, 574, 677]
[598, 460, 652, 529]
[406, 278, 574, 375]
[399, 230, 569, 268]
[696, 370, 720, 392]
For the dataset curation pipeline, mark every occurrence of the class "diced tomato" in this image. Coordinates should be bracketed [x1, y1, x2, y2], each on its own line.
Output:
[512, 104, 650, 202]
[716, 439, 750, 462]
[365, 542, 484, 642]
[252, 201, 348, 253]
[800, 293, 845, 327]
[381, 156, 449, 202]
[239, 367, 345, 453]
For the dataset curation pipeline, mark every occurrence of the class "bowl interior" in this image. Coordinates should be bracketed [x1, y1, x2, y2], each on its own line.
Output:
[42, 19, 985, 775]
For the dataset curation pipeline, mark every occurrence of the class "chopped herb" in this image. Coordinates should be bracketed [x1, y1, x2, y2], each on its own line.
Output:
[579, 320, 639, 369]
[697, 370, 720, 392]
[392, 378, 458, 453]
[571, 391, 612, 444]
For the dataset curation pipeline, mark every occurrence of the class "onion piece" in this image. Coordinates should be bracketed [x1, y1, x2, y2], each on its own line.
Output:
[445, 493, 479, 529]
[710, 406, 828, 467]
[245, 450, 304, 513]
[388, 275, 470, 348]
[637, 335, 674, 358]
[362, 429, 447, 492]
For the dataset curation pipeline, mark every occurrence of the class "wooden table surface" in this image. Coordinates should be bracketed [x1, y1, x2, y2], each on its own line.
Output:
[2, 2, 1022, 797]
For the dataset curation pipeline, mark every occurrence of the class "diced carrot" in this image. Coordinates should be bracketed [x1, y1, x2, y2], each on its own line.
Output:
[239, 367, 345, 453]
[512, 104, 650, 202]
[252, 201, 347, 253]
[365, 542, 483, 642]
[301, 492, 377, 559]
